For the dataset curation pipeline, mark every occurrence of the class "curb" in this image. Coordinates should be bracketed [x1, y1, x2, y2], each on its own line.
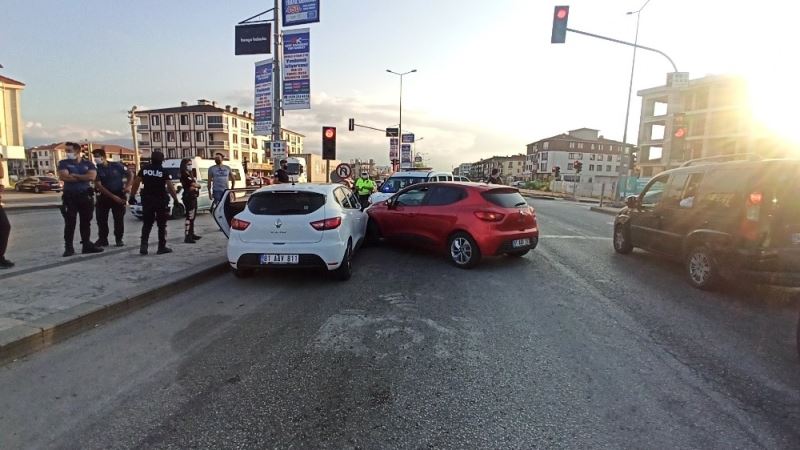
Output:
[3, 204, 61, 212]
[590, 206, 621, 216]
[0, 257, 229, 365]
[522, 194, 559, 201]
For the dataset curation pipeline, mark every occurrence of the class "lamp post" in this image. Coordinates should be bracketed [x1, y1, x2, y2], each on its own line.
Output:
[386, 69, 417, 171]
[128, 106, 141, 173]
[615, 0, 652, 203]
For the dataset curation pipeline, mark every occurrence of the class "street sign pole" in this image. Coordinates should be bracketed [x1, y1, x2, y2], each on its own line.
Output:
[272, 0, 283, 167]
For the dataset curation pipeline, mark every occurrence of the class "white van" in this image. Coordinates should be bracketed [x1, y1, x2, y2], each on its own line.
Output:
[285, 156, 307, 183]
[163, 157, 246, 189]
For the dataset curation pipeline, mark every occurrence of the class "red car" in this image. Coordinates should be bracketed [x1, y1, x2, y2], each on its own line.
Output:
[14, 176, 63, 193]
[366, 182, 539, 268]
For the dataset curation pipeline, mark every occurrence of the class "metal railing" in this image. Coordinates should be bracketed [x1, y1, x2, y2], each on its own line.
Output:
[137, 141, 150, 147]
[208, 140, 228, 147]
[136, 125, 149, 131]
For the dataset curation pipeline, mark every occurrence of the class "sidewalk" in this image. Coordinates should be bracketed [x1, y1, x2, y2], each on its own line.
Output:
[590, 205, 623, 216]
[0, 220, 229, 364]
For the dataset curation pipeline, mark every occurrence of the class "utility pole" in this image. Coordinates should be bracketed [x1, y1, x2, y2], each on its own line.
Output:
[272, 0, 282, 167]
[128, 106, 140, 172]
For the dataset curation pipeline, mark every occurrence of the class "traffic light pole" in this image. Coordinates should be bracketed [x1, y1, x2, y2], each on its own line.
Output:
[565, 28, 678, 72]
[272, 0, 283, 168]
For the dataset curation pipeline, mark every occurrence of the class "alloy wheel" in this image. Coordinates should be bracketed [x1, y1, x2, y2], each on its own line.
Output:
[451, 237, 473, 265]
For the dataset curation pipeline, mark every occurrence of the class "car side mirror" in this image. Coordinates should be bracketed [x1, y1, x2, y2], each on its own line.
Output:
[387, 198, 397, 210]
[625, 195, 639, 209]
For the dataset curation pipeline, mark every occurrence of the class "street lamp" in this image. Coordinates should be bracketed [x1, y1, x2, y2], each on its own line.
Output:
[386, 69, 417, 171]
[128, 106, 141, 173]
[615, 0, 652, 203]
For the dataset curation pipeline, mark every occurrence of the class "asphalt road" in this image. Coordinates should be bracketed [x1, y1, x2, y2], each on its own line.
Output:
[1, 190, 62, 205]
[1, 199, 798, 448]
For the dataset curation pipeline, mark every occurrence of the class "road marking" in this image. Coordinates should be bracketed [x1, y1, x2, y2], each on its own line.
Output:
[540, 235, 612, 240]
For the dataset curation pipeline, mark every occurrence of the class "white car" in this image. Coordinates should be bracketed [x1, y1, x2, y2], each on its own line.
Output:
[213, 184, 368, 280]
[368, 170, 455, 205]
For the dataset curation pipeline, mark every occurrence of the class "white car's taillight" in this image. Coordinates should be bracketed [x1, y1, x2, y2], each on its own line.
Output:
[310, 217, 342, 230]
[231, 218, 251, 231]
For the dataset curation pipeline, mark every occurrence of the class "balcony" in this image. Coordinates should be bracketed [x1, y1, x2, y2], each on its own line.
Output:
[209, 141, 229, 148]
[207, 123, 228, 131]
[137, 125, 149, 131]
[138, 141, 151, 147]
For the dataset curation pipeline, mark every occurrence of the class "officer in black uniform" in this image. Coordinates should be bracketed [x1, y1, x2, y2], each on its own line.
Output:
[128, 151, 179, 255]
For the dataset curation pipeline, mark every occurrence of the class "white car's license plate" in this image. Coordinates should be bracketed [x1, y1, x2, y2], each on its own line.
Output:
[512, 238, 531, 248]
[259, 254, 300, 265]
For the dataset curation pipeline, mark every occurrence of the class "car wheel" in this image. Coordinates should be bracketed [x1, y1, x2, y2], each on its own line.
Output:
[448, 232, 481, 269]
[685, 245, 719, 290]
[333, 242, 353, 281]
[506, 249, 530, 257]
[233, 267, 254, 278]
[365, 219, 382, 246]
[34, 186, 41, 193]
[613, 225, 634, 254]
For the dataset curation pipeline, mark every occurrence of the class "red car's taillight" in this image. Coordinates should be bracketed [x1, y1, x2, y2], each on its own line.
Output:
[474, 211, 505, 222]
[231, 218, 250, 231]
[310, 216, 342, 230]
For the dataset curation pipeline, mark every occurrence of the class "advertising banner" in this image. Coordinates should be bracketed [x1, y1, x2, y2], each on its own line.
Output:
[254, 59, 273, 136]
[235, 23, 271, 55]
[389, 138, 399, 160]
[401, 143, 412, 168]
[283, 0, 320, 26]
[401, 133, 415, 143]
[283, 28, 311, 110]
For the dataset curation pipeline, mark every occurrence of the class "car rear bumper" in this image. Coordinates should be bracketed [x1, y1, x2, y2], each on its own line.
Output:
[227, 238, 348, 271]
[476, 230, 539, 256]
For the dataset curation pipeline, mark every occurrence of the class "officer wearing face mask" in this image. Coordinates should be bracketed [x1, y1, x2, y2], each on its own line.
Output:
[92, 148, 132, 247]
[128, 151, 179, 255]
[58, 142, 104, 257]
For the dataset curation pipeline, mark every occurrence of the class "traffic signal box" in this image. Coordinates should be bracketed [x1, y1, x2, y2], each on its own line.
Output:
[551, 6, 570, 44]
[322, 126, 336, 160]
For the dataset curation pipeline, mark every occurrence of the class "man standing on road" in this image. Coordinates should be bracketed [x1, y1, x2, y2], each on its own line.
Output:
[207, 154, 234, 206]
[273, 159, 289, 184]
[58, 142, 104, 257]
[92, 148, 132, 247]
[355, 171, 376, 210]
[129, 151, 179, 255]
[0, 155, 13, 268]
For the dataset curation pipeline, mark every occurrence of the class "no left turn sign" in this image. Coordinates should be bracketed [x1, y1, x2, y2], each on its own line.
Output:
[335, 163, 352, 179]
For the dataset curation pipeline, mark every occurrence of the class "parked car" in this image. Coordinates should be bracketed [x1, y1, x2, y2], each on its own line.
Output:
[14, 176, 62, 193]
[454, 175, 471, 182]
[368, 170, 455, 205]
[130, 179, 212, 220]
[213, 184, 368, 280]
[366, 182, 539, 268]
[613, 158, 800, 290]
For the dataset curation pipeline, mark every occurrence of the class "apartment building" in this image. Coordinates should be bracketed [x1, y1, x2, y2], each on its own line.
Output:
[468, 154, 526, 182]
[526, 128, 628, 183]
[0, 74, 26, 184]
[134, 100, 305, 175]
[24, 143, 135, 176]
[636, 74, 781, 177]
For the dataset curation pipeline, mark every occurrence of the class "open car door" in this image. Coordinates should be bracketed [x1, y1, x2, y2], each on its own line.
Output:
[213, 188, 260, 238]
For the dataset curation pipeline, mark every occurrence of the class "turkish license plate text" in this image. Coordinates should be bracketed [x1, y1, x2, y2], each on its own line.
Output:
[259, 254, 299, 264]
[512, 238, 531, 248]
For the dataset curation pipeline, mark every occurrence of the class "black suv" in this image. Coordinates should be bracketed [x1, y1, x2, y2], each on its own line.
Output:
[613, 159, 800, 290]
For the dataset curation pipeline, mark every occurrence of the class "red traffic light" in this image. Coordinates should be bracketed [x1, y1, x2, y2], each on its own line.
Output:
[556, 7, 568, 20]
[674, 128, 686, 139]
[324, 128, 335, 139]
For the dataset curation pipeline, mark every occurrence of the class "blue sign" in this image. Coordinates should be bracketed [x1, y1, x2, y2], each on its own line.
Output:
[254, 59, 273, 136]
[283, 28, 310, 110]
[283, 0, 320, 27]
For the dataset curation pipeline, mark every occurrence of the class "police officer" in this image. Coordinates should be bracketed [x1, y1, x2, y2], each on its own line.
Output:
[355, 171, 376, 210]
[129, 151, 179, 255]
[92, 148, 132, 247]
[58, 142, 104, 257]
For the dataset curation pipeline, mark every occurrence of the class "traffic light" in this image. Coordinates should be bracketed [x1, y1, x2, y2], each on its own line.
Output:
[322, 126, 336, 160]
[348, 118, 355, 131]
[551, 6, 570, 44]
[629, 152, 638, 171]
[574, 161, 582, 173]
[672, 113, 687, 160]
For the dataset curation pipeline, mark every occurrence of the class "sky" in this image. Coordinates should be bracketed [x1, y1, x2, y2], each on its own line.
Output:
[2, 0, 799, 170]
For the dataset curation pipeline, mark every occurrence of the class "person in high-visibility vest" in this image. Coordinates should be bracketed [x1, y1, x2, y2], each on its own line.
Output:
[355, 171, 376, 210]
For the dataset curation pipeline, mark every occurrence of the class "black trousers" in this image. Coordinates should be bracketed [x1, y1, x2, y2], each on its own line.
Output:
[358, 194, 370, 211]
[183, 194, 197, 237]
[0, 207, 9, 258]
[62, 191, 94, 248]
[96, 193, 126, 242]
[140, 196, 169, 248]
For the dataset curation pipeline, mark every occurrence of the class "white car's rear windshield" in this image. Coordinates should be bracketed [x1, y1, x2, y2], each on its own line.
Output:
[248, 191, 325, 215]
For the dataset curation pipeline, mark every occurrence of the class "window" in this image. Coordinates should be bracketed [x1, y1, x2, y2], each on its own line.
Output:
[589, 164, 595, 171]
[568, 163, 574, 170]
[150, 115, 160, 126]
[591, 144, 595, 150]
[153, 132, 162, 142]
[180, 114, 189, 126]
[607, 155, 612, 161]
[569, 153, 575, 159]
[590, 154, 595, 161]
[195, 132, 204, 142]
[243, 137, 250, 145]
[679, 173, 704, 208]
[234, 150, 239, 159]
[543, 141, 549, 150]
[167, 148, 177, 159]
[181, 132, 190, 142]
[167, 132, 175, 142]
[577, 153, 582, 160]
[334, 188, 353, 208]
[165, 115, 174, 126]
[182, 148, 192, 158]
[195, 115, 204, 125]
[425, 186, 466, 206]
[396, 186, 429, 206]
[248, 191, 326, 215]
[539, 163, 547, 172]
[233, 135, 239, 144]
[569, 141, 575, 149]
[508, 162, 513, 168]
[481, 189, 527, 208]
[540, 152, 548, 161]
[232, 118, 238, 128]
[208, 115, 223, 124]
[577, 143, 584, 149]
[696, 169, 740, 212]
[662, 172, 690, 208]
[640, 175, 669, 208]
[599, 144, 604, 150]
[606, 165, 612, 172]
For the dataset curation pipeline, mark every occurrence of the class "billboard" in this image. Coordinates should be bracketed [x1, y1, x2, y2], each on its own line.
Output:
[254, 59, 273, 136]
[283, 28, 310, 110]
[389, 138, 399, 160]
[235, 23, 271, 55]
[283, 0, 320, 26]
[401, 144, 412, 168]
